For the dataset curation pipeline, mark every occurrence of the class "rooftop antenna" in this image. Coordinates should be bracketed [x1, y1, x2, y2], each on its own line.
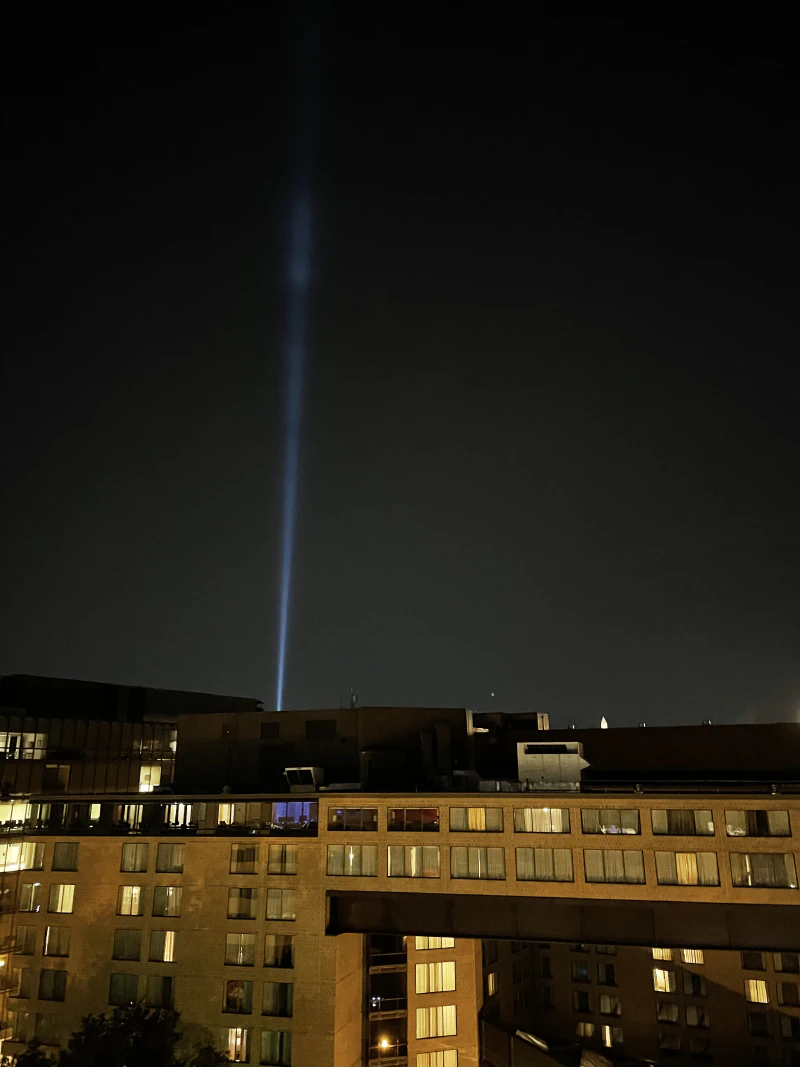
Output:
[349, 686, 359, 709]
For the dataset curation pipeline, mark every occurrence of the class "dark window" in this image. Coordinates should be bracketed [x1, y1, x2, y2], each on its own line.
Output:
[304, 720, 336, 741]
[748, 1012, 772, 1037]
[387, 807, 439, 832]
[38, 970, 67, 1001]
[572, 990, 591, 1013]
[598, 962, 617, 986]
[260, 722, 280, 741]
[145, 976, 174, 1008]
[571, 961, 590, 983]
[109, 973, 139, 1006]
[327, 807, 378, 832]
[52, 843, 79, 872]
[683, 972, 707, 997]
[112, 929, 142, 961]
[542, 956, 551, 979]
[264, 934, 294, 968]
[781, 1014, 800, 1039]
[779, 982, 800, 1007]
[775, 952, 800, 973]
[742, 952, 766, 971]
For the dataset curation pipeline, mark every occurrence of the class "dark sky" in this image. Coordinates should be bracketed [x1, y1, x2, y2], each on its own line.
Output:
[2, 10, 798, 725]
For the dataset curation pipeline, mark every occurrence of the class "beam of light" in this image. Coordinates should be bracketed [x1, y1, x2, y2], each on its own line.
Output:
[276, 9, 317, 713]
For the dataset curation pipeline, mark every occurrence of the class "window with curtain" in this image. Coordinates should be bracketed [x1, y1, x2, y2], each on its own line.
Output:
[415, 936, 455, 950]
[685, 1005, 710, 1028]
[774, 953, 800, 973]
[745, 979, 769, 1003]
[43, 927, 69, 958]
[120, 842, 148, 872]
[602, 1026, 623, 1048]
[681, 949, 704, 965]
[268, 844, 298, 875]
[581, 809, 640, 835]
[19, 883, 41, 912]
[51, 842, 79, 871]
[264, 935, 294, 968]
[387, 808, 439, 832]
[326, 844, 378, 876]
[515, 848, 573, 882]
[224, 1027, 252, 1063]
[417, 1052, 457, 1067]
[651, 809, 714, 835]
[117, 885, 144, 916]
[599, 994, 621, 1016]
[223, 979, 253, 1014]
[415, 1004, 457, 1038]
[266, 889, 296, 920]
[109, 973, 139, 1006]
[725, 810, 791, 837]
[228, 887, 258, 920]
[225, 933, 256, 966]
[653, 968, 676, 993]
[327, 807, 378, 831]
[513, 808, 570, 833]
[652, 948, 672, 960]
[230, 844, 258, 875]
[145, 976, 173, 1008]
[262, 981, 293, 1017]
[778, 982, 800, 1007]
[657, 1001, 679, 1023]
[112, 929, 141, 961]
[38, 970, 66, 1002]
[152, 886, 182, 917]
[48, 885, 74, 914]
[584, 850, 645, 884]
[260, 1030, 291, 1067]
[149, 930, 175, 963]
[449, 807, 503, 832]
[730, 853, 797, 889]
[156, 843, 184, 873]
[683, 972, 706, 996]
[415, 961, 456, 994]
[388, 845, 440, 878]
[450, 846, 505, 879]
[654, 851, 719, 886]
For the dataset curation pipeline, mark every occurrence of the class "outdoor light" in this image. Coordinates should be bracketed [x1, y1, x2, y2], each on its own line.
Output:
[379, 1038, 390, 1050]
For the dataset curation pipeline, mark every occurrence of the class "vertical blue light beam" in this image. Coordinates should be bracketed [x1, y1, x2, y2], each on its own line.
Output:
[275, 186, 312, 712]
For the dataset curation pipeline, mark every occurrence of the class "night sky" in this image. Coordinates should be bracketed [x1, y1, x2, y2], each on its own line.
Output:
[2, 11, 798, 725]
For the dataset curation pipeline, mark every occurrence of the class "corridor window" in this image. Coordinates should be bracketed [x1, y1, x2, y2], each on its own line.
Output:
[327, 844, 377, 877]
[260, 1030, 291, 1067]
[416, 937, 455, 950]
[513, 808, 570, 833]
[223, 1027, 251, 1064]
[268, 844, 298, 875]
[651, 809, 714, 836]
[730, 853, 797, 889]
[449, 807, 503, 832]
[516, 848, 573, 882]
[581, 809, 640, 835]
[264, 934, 294, 968]
[746, 980, 769, 1004]
[230, 844, 258, 875]
[223, 979, 253, 1014]
[121, 842, 149, 873]
[388, 845, 440, 878]
[388, 808, 439, 832]
[262, 981, 294, 1017]
[655, 852, 719, 886]
[156, 843, 184, 874]
[225, 933, 256, 966]
[152, 886, 182, 917]
[416, 961, 456, 994]
[266, 888, 296, 920]
[653, 968, 676, 993]
[416, 1004, 456, 1038]
[48, 884, 74, 914]
[149, 930, 176, 963]
[117, 885, 144, 916]
[584, 850, 645, 884]
[228, 888, 258, 920]
[43, 927, 69, 958]
[450, 846, 505, 880]
[112, 929, 142, 961]
[726, 810, 790, 837]
[327, 807, 378, 832]
[51, 843, 79, 872]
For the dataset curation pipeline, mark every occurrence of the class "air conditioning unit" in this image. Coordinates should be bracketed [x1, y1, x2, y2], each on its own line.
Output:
[283, 767, 323, 792]
[517, 741, 589, 791]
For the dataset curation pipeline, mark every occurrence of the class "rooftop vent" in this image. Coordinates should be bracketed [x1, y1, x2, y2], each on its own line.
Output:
[283, 767, 323, 793]
[517, 741, 589, 792]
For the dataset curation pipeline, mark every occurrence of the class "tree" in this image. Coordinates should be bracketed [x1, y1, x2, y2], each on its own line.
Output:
[15, 1048, 54, 1067]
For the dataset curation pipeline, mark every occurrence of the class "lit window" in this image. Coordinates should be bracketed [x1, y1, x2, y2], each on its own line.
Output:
[120, 842, 148, 873]
[223, 1026, 251, 1063]
[653, 968, 676, 993]
[117, 885, 144, 916]
[681, 949, 704, 965]
[745, 979, 769, 1004]
[730, 853, 797, 889]
[581, 809, 640, 835]
[449, 807, 503, 832]
[327, 844, 377, 876]
[268, 844, 298, 875]
[266, 888, 296, 920]
[516, 847, 573, 882]
[655, 852, 719, 886]
[415, 936, 455, 950]
[415, 1004, 457, 1039]
[584, 850, 645, 884]
[514, 808, 570, 833]
[417, 1053, 457, 1067]
[450, 846, 505, 880]
[155, 843, 184, 874]
[651, 809, 714, 835]
[388, 845, 440, 878]
[48, 884, 74, 914]
[19, 883, 42, 913]
[652, 947, 673, 961]
[149, 930, 175, 963]
[486, 971, 497, 997]
[575, 1022, 595, 1037]
[602, 1025, 623, 1047]
[726, 810, 791, 837]
[138, 765, 161, 793]
[152, 886, 182, 917]
[230, 844, 258, 875]
[416, 961, 456, 994]
[225, 933, 256, 967]
[223, 979, 253, 1014]
[228, 888, 258, 920]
